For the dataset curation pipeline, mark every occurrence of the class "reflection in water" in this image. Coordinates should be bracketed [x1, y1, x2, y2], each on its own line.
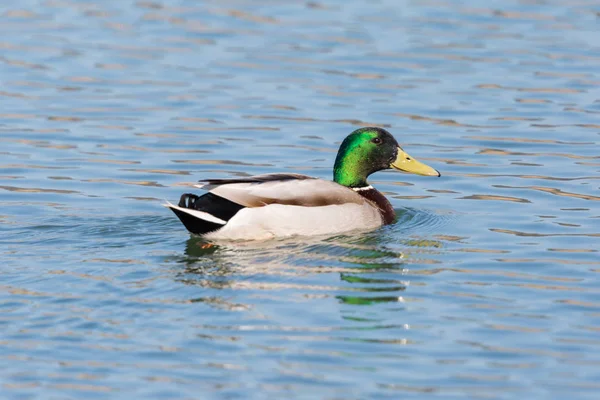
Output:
[177, 210, 445, 309]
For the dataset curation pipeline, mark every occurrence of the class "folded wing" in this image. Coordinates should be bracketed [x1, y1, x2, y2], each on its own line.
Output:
[195, 173, 365, 208]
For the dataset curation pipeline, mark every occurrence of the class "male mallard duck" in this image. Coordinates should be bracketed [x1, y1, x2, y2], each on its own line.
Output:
[165, 127, 440, 240]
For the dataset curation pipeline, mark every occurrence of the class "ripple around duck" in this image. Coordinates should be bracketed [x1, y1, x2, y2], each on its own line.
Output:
[393, 207, 456, 236]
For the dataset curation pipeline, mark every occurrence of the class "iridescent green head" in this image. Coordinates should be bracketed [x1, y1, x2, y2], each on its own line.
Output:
[333, 127, 440, 188]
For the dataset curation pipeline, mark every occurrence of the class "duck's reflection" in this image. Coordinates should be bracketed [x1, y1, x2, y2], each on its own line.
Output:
[176, 220, 445, 309]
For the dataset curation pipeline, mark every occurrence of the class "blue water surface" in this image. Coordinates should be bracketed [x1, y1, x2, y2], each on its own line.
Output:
[0, 0, 599, 398]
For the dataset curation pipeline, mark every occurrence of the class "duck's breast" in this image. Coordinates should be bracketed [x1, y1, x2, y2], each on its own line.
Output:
[355, 188, 396, 225]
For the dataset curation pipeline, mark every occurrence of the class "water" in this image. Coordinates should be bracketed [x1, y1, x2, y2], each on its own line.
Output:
[1, 0, 599, 398]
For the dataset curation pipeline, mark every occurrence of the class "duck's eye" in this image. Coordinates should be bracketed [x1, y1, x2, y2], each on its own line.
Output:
[372, 137, 382, 145]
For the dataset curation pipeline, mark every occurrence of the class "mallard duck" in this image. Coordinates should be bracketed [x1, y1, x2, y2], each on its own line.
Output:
[165, 127, 440, 240]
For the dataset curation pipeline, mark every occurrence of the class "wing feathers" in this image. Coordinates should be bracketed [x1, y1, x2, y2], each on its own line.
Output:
[200, 176, 365, 208]
[197, 173, 313, 190]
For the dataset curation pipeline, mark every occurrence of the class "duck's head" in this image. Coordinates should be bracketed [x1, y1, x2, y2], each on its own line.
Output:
[333, 127, 440, 188]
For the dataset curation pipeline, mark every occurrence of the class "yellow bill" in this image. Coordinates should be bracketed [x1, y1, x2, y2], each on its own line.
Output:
[391, 148, 440, 177]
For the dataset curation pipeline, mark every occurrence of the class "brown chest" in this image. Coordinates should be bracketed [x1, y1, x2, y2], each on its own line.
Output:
[356, 188, 396, 225]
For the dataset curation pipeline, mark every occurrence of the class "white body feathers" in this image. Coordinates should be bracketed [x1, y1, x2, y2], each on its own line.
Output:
[204, 202, 382, 240]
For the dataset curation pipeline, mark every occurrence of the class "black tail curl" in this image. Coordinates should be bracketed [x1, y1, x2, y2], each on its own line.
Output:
[171, 192, 245, 235]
